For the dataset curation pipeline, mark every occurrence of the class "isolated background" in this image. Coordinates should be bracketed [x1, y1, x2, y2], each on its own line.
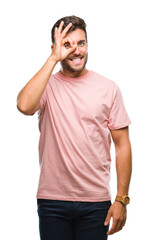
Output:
[0, 0, 148, 239]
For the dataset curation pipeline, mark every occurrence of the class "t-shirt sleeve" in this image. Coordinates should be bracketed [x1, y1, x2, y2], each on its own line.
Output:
[107, 83, 131, 130]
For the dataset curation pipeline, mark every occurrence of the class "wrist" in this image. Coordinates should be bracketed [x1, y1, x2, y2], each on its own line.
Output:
[115, 195, 130, 206]
[49, 54, 59, 64]
[114, 200, 126, 207]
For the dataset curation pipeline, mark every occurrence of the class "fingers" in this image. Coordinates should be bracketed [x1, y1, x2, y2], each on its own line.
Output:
[107, 218, 119, 235]
[104, 210, 112, 226]
[107, 217, 126, 235]
[54, 21, 64, 41]
[62, 38, 77, 55]
[57, 21, 64, 35]
[52, 21, 75, 61]
[63, 37, 77, 49]
[55, 21, 72, 39]
[61, 22, 72, 38]
[62, 37, 74, 48]
[66, 43, 77, 55]
[54, 27, 58, 40]
[105, 202, 127, 235]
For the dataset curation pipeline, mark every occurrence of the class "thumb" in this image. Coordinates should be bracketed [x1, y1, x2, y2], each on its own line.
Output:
[104, 210, 112, 226]
[67, 42, 77, 54]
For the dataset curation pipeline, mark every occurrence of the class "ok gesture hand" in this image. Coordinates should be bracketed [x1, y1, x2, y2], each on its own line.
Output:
[51, 21, 77, 62]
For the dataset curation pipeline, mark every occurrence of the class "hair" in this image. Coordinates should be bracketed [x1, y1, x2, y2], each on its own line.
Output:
[51, 15, 87, 44]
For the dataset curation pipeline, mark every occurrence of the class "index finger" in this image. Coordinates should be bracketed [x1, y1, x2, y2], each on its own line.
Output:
[61, 23, 72, 38]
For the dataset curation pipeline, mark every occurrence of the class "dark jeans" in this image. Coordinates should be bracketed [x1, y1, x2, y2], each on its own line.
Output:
[37, 199, 111, 240]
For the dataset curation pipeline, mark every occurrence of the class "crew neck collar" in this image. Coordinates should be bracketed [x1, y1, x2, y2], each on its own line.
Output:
[55, 70, 92, 82]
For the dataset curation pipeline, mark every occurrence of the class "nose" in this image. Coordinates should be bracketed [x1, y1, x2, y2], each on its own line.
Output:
[73, 46, 80, 55]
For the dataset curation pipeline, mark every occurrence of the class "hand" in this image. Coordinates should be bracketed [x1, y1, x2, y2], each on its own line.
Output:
[104, 201, 127, 235]
[51, 21, 77, 62]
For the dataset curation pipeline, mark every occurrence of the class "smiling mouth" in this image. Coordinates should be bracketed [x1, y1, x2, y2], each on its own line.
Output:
[68, 56, 84, 64]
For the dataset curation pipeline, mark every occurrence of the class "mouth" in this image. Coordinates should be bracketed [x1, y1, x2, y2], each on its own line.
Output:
[68, 56, 84, 65]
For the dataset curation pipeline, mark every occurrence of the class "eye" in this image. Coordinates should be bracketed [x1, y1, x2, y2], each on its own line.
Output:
[78, 41, 85, 46]
[64, 42, 71, 48]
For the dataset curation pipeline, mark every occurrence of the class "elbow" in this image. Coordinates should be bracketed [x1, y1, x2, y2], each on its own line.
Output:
[115, 140, 131, 156]
[17, 100, 34, 115]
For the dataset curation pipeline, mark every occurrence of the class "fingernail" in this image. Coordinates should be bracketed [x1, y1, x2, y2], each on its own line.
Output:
[104, 222, 107, 226]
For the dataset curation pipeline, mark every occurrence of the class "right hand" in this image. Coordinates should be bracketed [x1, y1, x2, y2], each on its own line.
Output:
[51, 21, 77, 62]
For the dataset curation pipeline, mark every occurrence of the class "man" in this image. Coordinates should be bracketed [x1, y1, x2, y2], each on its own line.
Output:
[17, 15, 132, 240]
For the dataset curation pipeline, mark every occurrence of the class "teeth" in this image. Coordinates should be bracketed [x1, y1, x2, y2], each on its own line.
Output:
[72, 58, 81, 62]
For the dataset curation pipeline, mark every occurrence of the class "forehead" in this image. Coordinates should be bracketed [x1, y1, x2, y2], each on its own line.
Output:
[66, 29, 86, 42]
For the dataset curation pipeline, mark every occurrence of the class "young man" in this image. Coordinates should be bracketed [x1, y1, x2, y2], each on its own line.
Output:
[17, 16, 132, 240]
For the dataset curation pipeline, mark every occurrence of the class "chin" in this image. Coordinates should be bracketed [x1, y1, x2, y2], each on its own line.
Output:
[67, 65, 85, 72]
[61, 56, 88, 73]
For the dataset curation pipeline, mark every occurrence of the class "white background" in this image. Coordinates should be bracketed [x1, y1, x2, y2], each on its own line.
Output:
[0, 0, 148, 239]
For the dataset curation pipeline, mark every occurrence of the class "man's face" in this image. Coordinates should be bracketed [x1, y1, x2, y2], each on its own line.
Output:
[60, 29, 88, 73]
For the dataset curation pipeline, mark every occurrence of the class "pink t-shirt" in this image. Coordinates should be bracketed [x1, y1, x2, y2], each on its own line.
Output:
[37, 70, 131, 202]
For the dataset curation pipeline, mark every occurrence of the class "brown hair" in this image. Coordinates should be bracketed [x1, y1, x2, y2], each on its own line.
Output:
[51, 15, 87, 43]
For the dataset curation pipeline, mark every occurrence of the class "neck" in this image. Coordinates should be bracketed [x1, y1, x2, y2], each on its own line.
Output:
[60, 68, 88, 78]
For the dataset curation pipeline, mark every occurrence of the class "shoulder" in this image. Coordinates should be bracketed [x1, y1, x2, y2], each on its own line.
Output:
[91, 71, 119, 90]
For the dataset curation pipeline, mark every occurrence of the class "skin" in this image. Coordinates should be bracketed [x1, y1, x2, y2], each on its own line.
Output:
[51, 21, 88, 78]
[105, 126, 132, 235]
[17, 21, 77, 114]
[17, 21, 132, 235]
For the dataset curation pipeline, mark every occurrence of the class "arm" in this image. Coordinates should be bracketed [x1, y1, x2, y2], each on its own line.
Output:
[105, 126, 132, 235]
[17, 21, 77, 115]
[112, 126, 132, 196]
[17, 56, 57, 115]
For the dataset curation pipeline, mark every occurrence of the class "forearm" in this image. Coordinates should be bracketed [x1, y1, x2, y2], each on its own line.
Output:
[17, 55, 57, 115]
[116, 141, 132, 196]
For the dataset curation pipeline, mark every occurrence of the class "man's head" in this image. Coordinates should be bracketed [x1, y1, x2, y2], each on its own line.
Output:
[51, 16, 88, 76]
[51, 15, 87, 44]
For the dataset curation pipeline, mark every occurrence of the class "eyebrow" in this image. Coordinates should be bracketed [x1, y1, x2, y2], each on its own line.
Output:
[78, 40, 86, 43]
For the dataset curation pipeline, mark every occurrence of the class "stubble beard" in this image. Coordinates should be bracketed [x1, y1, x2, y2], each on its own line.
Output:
[60, 53, 88, 73]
